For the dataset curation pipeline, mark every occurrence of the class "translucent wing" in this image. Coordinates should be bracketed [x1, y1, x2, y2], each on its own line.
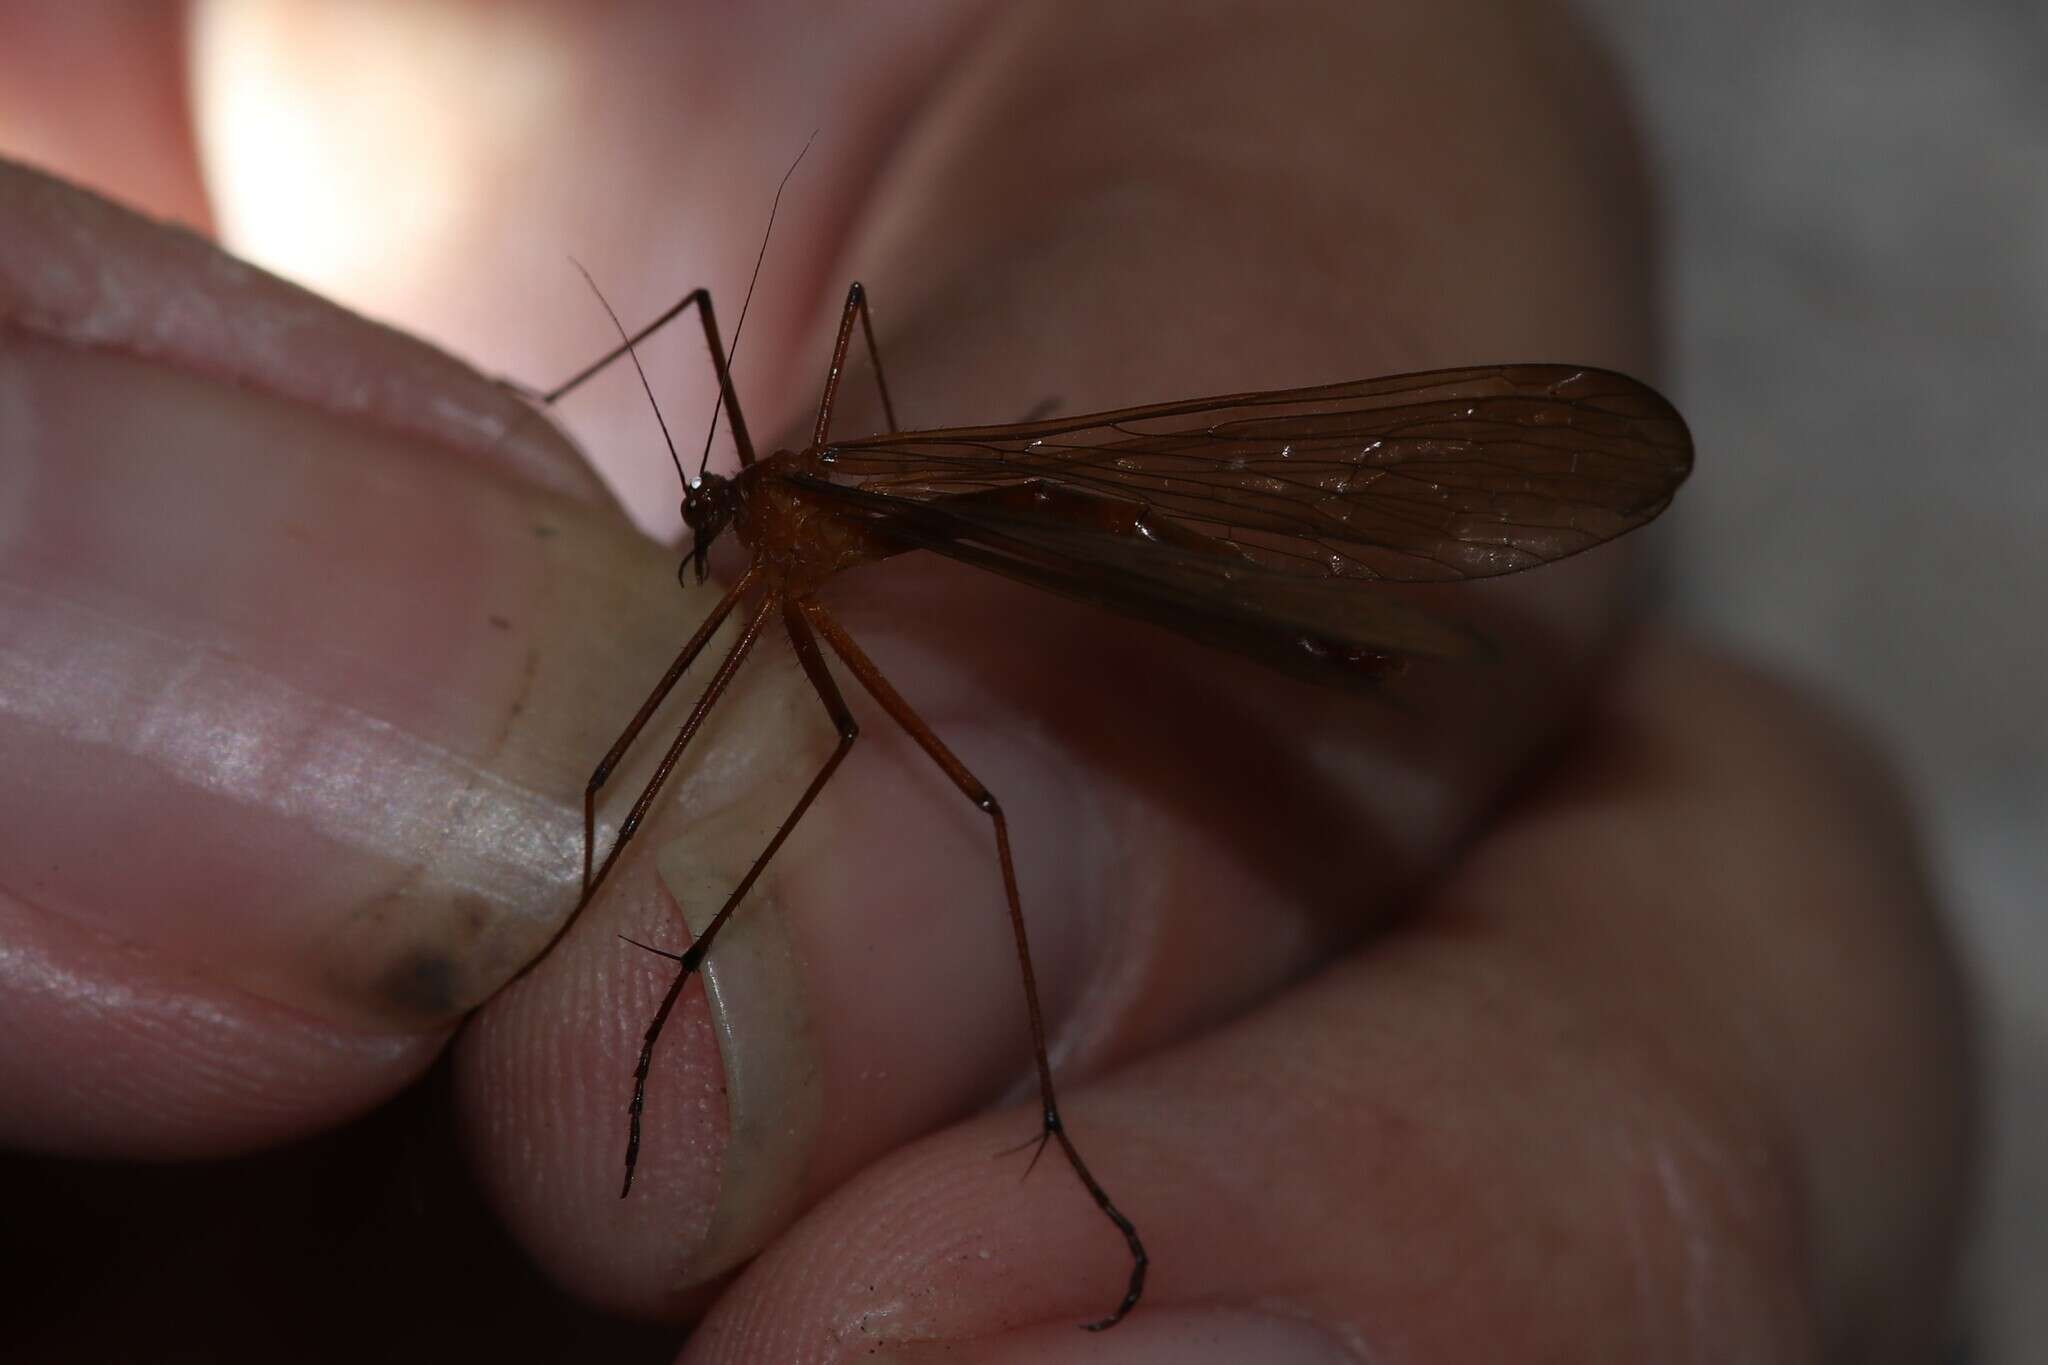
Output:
[794, 364, 1691, 685]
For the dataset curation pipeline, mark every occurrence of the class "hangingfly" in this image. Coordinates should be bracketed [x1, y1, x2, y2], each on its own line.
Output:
[527, 271, 1692, 1329]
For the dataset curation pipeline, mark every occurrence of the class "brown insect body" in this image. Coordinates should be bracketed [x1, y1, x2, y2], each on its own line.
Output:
[697, 449, 904, 599]
[534, 277, 1691, 1332]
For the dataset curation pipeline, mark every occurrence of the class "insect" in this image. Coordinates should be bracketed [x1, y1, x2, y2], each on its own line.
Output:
[525, 269, 1692, 1329]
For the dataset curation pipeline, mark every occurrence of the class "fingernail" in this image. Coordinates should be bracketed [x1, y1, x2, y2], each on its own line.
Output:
[649, 652, 833, 1284]
[0, 163, 659, 1030]
[860, 1309, 1364, 1364]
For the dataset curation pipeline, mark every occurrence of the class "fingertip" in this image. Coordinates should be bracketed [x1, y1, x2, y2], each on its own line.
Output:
[454, 841, 734, 1318]
[0, 886, 442, 1158]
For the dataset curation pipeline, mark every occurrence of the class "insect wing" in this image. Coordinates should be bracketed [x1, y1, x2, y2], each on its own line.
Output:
[818, 365, 1691, 580]
[796, 365, 1692, 683]
[790, 473, 1490, 679]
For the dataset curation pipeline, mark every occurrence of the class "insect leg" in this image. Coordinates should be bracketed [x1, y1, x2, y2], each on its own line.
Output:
[530, 285, 758, 468]
[620, 597, 861, 1195]
[800, 600, 1147, 1331]
[577, 566, 761, 902]
[811, 281, 899, 446]
[533, 589, 776, 975]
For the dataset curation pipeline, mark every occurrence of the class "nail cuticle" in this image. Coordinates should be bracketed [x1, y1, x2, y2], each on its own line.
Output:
[653, 794, 826, 1286]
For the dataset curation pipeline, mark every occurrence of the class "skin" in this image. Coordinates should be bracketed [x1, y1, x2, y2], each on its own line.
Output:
[0, 2, 1974, 1362]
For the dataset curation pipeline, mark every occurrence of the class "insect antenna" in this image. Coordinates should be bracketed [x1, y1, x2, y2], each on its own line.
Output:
[691, 131, 817, 484]
[568, 258, 685, 490]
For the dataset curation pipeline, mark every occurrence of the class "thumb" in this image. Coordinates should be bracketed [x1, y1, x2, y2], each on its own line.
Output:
[0, 161, 634, 1156]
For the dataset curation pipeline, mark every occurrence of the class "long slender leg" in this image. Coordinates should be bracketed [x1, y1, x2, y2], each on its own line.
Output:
[800, 600, 1147, 1331]
[811, 281, 900, 447]
[580, 566, 760, 899]
[531, 286, 759, 468]
[620, 597, 861, 1195]
[531, 590, 777, 970]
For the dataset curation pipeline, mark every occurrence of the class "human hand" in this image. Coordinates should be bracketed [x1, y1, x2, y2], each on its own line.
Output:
[0, 2, 1972, 1361]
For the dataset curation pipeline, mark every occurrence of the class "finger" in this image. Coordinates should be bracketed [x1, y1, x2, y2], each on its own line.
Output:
[676, 639, 1974, 1361]
[0, 3, 213, 230]
[185, 0, 997, 537]
[0, 160, 632, 1155]
[444, 0, 1679, 1319]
